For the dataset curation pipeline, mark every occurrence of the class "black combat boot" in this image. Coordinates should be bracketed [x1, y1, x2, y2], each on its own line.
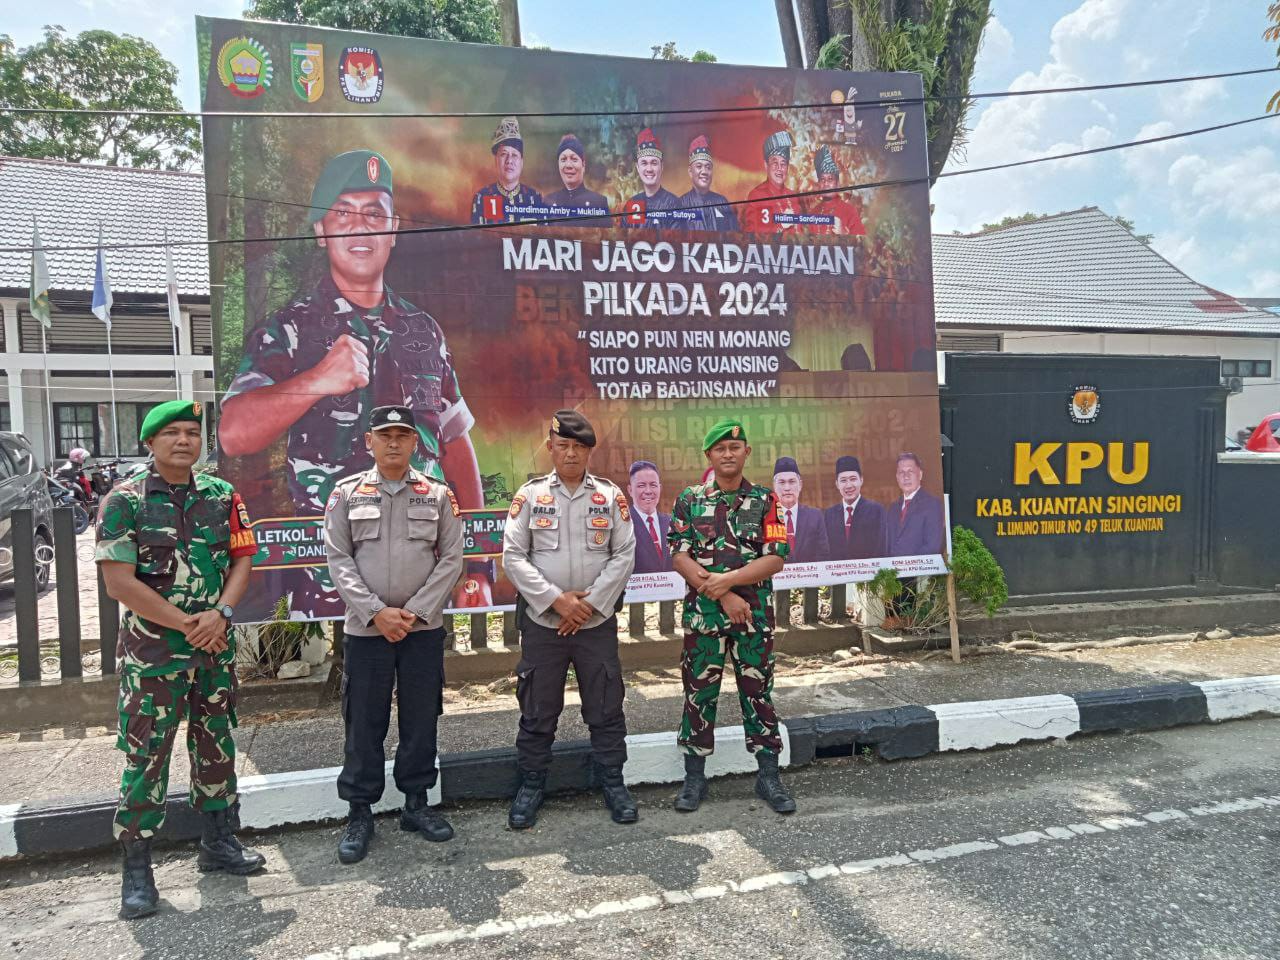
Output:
[507, 768, 546, 830]
[754, 751, 797, 814]
[400, 790, 454, 842]
[338, 803, 375, 864]
[196, 806, 267, 875]
[119, 837, 159, 920]
[595, 762, 639, 824]
[673, 753, 709, 812]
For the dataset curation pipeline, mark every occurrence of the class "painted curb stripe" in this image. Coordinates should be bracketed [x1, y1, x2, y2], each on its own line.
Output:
[1193, 675, 1280, 721]
[930, 694, 1081, 752]
[1072, 682, 1208, 733]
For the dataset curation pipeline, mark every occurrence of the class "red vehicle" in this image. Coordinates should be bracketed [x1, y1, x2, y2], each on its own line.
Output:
[1244, 414, 1280, 452]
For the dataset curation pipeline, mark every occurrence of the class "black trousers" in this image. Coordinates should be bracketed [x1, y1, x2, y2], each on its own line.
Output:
[338, 627, 445, 805]
[515, 614, 627, 772]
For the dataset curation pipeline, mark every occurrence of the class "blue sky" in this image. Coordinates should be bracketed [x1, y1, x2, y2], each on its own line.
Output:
[7, 0, 1278, 295]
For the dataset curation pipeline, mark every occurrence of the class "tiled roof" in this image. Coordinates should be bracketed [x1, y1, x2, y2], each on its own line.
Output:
[933, 207, 1280, 336]
[0, 156, 208, 298]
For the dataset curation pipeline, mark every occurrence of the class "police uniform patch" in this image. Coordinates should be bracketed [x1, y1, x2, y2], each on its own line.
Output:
[593, 531, 607, 545]
[536, 494, 554, 505]
[411, 480, 432, 494]
[534, 516, 554, 528]
[357, 483, 378, 495]
[446, 488, 461, 518]
[591, 492, 607, 505]
[236, 498, 252, 528]
[591, 516, 609, 528]
[616, 494, 631, 522]
[509, 494, 526, 518]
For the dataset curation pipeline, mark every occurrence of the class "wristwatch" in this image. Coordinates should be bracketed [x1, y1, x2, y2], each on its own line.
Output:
[217, 603, 234, 621]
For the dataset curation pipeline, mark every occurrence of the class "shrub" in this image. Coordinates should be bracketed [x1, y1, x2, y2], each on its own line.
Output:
[950, 526, 1008, 617]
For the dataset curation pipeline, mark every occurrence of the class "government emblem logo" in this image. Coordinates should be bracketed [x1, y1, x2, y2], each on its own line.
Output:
[1070, 386, 1101, 424]
[290, 42, 324, 102]
[339, 46, 384, 103]
[217, 37, 273, 99]
[367, 155, 380, 182]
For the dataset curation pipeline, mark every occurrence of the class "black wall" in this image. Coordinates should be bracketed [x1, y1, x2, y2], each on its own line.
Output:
[1215, 457, 1280, 589]
[942, 353, 1225, 596]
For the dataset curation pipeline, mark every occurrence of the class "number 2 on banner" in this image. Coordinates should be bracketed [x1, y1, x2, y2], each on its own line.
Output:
[884, 111, 906, 143]
[484, 195, 506, 222]
[626, 199, 646, 225]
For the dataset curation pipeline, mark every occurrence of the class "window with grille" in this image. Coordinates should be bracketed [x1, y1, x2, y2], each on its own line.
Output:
[53, 404, 100, 458]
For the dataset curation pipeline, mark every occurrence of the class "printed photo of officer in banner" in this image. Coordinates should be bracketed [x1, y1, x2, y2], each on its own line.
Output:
[197, 17, 944, 621]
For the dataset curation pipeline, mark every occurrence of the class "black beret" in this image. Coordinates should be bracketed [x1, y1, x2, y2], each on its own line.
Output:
[549, 409, 596, 447]
[369, 405, 418, 432]
[835, 455, 862, 476]
[773, 456, 800, 476]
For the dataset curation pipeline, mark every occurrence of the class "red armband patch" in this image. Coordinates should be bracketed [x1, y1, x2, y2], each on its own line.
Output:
[229, 492, 258, 558]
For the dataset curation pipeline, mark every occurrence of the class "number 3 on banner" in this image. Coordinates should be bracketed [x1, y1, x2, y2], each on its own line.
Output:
[760, 206, 771, 225]
[626, 199, 645, 225]
[485, 195, 506, 222]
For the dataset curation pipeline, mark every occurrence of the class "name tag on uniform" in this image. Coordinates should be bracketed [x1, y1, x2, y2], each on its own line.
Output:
[532, 504, 558, 517]
[348, 495, 382, 507]
[408, 495, 438, 506]
[587, 505, 610, 516]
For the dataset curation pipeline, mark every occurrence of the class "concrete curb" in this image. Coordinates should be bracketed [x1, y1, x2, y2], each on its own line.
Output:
[3, 674, 1279, 862]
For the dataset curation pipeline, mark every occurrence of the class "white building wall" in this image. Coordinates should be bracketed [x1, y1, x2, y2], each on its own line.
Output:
[942, 328, 1280, 438]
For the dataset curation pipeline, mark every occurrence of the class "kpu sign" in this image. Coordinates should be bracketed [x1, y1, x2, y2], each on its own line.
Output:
[942, 354, 1225, 596]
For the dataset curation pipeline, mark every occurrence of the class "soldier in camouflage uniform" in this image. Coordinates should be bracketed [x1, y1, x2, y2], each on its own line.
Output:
[96, 400, 265, 920]
[218, 149, 491, 618]
[667, 417, 797, 815]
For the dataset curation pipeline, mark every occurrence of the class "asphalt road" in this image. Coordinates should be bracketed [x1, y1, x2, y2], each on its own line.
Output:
[3, 718, 1279, 960]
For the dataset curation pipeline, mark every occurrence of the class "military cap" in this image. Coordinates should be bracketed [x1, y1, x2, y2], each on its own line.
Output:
[636, 128, 663, 160]
[308, 149, 393, 223]
[549, 409, 596, 447]
[773, 456, 800, 477]
[140, 399, 203, 443]
[688, 135, 712, 162]
[492, 116, 523, 154]
[763, 130, 793, 162]
[557, 133, 585, 161]
[369, 404, 417, 432]
[702, 417, 747, 451]
[815, 145, 838, 177]
[835, 455, 862, 476]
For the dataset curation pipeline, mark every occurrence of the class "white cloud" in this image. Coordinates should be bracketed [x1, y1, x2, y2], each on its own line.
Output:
[979, 16, 1014, 66]
[1049, 0, 1130, 63]
[1167, 146, 1280, 223]
[1158, 77, 1227, 118]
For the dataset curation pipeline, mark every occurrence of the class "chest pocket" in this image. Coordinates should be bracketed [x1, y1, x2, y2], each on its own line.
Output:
[136, 502, 179, 578]
[189, 498, 231, 550]
[585, 513, 612, 550]
[530, 513, 559, 551]
[736, 500, 766, 541]
[407, 502, 440, 541]
[349, 504, 382, 542]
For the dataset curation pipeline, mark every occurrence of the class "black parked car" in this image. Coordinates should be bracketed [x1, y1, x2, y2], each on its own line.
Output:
[0, 433, 55, 592]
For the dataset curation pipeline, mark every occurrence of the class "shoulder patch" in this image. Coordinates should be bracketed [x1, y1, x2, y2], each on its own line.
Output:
[326, 489, 342, 512]
[445, 488, 461, 518]
[509, 494, 527, 518]
[615, 493, 630, 522]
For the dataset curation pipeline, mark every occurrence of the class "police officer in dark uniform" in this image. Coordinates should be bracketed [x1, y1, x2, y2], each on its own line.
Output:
[324, 405, 465, 862]
[502, 411, 638, 828]
[219, 149, 491, 617]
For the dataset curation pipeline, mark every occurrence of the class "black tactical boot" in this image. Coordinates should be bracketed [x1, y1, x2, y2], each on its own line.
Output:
[338, 803, 375, 864]
[400, 790, 454, 842]
[119, 837, 159, 920]
[673, 753, 709, 812]
[196, 806, 267, 875]
[595, 763, 639, 824]
[754, 751, 797, 814]
[507, 768, 546, 830]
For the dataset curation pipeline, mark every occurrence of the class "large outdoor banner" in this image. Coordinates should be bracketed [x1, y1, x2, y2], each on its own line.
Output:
[197, 18, 945, 621]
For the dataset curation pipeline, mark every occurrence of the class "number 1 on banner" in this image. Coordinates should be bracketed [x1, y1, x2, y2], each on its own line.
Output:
[484, 195, 506, 222]
[625, 199, 646, 225]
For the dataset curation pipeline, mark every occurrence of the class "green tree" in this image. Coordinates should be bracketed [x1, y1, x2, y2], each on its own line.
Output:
[243, 0, 502, 44]
[0, 26, 199, 168]
[1267, 3, 1279, 113]
[978, 210, 1153, 245]
[777, 0, 989, 185]
[650, 41, 718, 62]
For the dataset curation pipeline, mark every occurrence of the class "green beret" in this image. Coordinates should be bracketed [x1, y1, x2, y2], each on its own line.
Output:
[703, 418, 747, 451]
[308, 150, 393, 223]
[140, 400, 203, 443]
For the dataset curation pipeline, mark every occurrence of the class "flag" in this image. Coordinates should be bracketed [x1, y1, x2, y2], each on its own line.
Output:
[91, 228, 113, 329]
[29, 222, 51, 328]
[164, 230, 181, 331]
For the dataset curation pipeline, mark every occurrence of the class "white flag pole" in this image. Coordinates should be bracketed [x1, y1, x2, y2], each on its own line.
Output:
[165, 229, 181, 399]
[106, 325, 119, 458]
[40, 325, 53, 464]
[32, 218, 55, 466]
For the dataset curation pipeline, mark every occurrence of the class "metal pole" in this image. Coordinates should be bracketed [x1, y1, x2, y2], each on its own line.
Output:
[171, 317, 182, 399]
[12, 508, 41, 683]
[53, 507, 82, 678]
[97, 563, 119, 675]
[106, 326, 119, 457]
[40, 324, 55, 465]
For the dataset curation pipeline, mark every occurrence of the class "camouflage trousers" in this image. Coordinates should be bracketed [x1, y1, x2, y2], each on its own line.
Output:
[114, 663, 238, 843]
[678, 623, 782, 757]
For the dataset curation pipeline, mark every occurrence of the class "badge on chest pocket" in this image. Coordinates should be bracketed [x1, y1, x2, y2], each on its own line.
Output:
[531, 512, 559, 549]
[349, 503, 382, 541]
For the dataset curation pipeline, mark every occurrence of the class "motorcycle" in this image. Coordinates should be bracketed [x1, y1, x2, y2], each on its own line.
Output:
[53, 460, 96, 510]
[45, 474, 92, 534]
[89, 458, 129, 495]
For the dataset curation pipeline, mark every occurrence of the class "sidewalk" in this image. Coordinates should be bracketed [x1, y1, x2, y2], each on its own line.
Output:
[5, 632, 1279, 816]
